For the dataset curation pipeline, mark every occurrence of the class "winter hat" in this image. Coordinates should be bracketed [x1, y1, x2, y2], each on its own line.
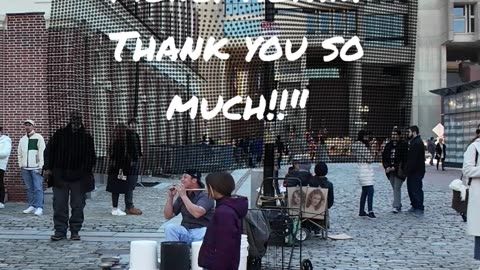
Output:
[315, 162, 328, 176]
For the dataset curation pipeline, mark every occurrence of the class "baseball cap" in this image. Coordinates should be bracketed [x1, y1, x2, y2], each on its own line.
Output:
[184, 170, 204, 188]
[24, 120, 35, 126]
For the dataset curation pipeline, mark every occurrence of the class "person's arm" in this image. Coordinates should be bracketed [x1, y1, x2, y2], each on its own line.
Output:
[164, 190, 179, 220]
[0, 138, 11, 159]
[87, 135, 97, 171]
[17, 137, 23, 168]
[381, 144, 389, 169]
[327, 184, 334, 209]
[463, 144, 480, 178]
[38, 135, 46, 169]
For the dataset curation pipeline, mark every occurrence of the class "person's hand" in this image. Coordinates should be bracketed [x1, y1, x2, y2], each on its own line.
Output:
[390, 167, 395, 172]
[175, 184, 187, 199]
[168, 185, 177, 198]
[44, 169, 52, 178]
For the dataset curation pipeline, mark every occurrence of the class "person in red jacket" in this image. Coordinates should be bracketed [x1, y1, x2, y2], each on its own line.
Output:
[198, 172, 248, 270]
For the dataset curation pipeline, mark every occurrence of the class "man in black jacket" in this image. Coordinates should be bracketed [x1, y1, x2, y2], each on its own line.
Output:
[44, 111, 96, 241]
[405, 125, 425, 217]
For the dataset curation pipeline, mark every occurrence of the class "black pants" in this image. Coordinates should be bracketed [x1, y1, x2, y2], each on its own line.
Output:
[112, 190, 134, 209]
[360, 185, 374, 213]
[0, 169, 5, 203]
[436, 158, 445, 170]
[53, 179, 87, 235]
[475, 236, 480, 260]
[407, 172, 425, 211]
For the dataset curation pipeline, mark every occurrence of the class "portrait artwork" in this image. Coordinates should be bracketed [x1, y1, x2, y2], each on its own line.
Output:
[303, 188, 328, 219]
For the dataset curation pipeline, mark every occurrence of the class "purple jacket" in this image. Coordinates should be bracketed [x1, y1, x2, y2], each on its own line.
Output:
[198, 196, 248, 270]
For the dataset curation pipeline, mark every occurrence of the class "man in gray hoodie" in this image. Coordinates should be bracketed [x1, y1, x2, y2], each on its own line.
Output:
[0, 127, 12, 209]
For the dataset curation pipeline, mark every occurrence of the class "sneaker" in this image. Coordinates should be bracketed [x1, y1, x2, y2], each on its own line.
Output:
[359, 211, 367, 217]
[0, 203, 4, 209]
[70, 232, 81, 241]
[392, 208, 399, 214]
[126, 208, 143, 215]
[34, 208, 43, 216]
[112, 208, 126, 216]
[407, 208, 416, 213]
[410, 210, 424, 218]
[23, 206, 36, 214]
[50, 233, 67, 241]
[368, 212, 376, 219]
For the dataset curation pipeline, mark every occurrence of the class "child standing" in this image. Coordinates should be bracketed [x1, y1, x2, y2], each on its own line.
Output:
[352, 130, 376, 219]
[198, 172, 248, 270]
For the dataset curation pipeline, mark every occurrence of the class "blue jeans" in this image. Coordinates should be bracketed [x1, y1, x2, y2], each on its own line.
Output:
[21, 169, 44, 208]
[164, 224, 206, 245]
[360, 185, 374, 213]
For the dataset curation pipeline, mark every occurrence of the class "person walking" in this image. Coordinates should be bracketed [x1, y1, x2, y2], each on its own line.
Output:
[382, 128, 408, 213]
[107, 122, 142, 216]
[198, 172, 248, 270]
[44, 111, 96, 241]
[125, 118, 143, 214]
[427, 137, 435, 166]
[462, 125, 480, 267]
[18, 120, 46, 216]
[435, 138, 446, 171]
[405, 125, 426, 217]
[352, 130, 376, 219]
[0, 127, 12, 209]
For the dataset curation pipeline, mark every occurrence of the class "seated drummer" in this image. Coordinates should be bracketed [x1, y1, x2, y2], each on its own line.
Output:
[163, 170, 215, 244]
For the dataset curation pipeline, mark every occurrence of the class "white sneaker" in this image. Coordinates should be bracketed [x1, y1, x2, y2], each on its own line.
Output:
[392, 208, 399, 214]
[0, 203, 4, 209]
[23, 206, 36, 214]
[112, 208, 126, 216]
[34, 208, 43, 216]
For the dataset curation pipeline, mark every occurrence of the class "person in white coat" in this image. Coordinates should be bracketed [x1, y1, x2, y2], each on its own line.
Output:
[462, 126, 480, 265]
[18, 120, 46, 216]
[352, 130, 376, 219]
[0, 127, 12, 209]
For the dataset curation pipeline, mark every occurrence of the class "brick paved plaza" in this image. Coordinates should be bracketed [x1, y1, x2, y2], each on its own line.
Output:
[0, 164, 478, 270]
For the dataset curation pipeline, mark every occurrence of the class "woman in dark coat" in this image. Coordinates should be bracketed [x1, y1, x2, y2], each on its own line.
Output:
[107, 124, 141, 216]
[435, 138, 446, 171]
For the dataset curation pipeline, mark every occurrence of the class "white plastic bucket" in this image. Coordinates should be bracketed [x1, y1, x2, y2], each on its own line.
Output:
[191, 241, 203, 270]
[238, 234, 249, 270]
[129, 240, 158, 270]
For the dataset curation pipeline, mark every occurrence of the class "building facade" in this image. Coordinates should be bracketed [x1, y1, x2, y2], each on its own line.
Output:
[415, 0, 480, 140]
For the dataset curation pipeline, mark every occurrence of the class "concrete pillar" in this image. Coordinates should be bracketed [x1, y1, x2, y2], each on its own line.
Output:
[348, 62, 362, 137]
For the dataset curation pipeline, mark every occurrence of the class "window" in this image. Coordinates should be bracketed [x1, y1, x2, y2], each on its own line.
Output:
[454, 4, 475, 33]
[225, 0, 263, 16]
[293, 9, 357, 36]
[364, 14, 406, 47]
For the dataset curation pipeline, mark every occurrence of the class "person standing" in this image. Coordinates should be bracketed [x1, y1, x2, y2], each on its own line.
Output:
[107, 122, 142, 216]
[462, 125, 480, 266]
[0, 127, 12, 209]
[427, 137, 436, 166]
[198, 172, 248, 270]
[44, 111, 96, 241]
[352, 130, 376, 219]
[125, 118, 143, 215]
[435, 138, 446, 171]
[382, 128, 408, 213]
[405, 125, 426, 217]
[18, 120, 46, 216]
